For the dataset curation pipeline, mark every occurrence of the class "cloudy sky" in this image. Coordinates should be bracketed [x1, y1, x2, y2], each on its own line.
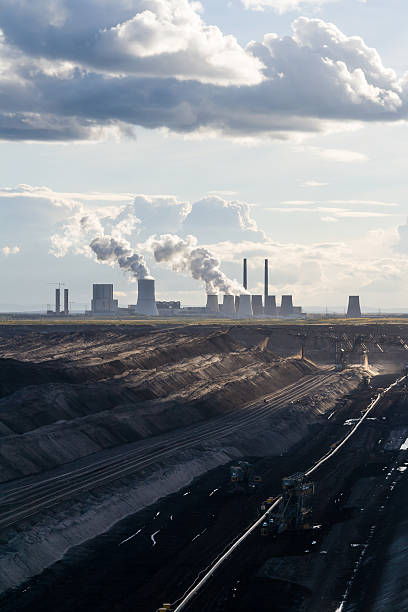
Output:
[1, 0, 408, 312]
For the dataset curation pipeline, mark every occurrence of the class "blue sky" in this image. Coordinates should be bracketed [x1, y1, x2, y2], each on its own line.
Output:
[0, 0, 408, 311]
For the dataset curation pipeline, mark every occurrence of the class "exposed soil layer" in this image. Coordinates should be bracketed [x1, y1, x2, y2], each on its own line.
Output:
[0, 325, 320, 482]
[0, 321, 407, 483]
[0, 323, 407, 608]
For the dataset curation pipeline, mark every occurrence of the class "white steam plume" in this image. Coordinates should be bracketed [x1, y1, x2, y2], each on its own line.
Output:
[149, 234, 244, 294]
[90, 235, 150, 280]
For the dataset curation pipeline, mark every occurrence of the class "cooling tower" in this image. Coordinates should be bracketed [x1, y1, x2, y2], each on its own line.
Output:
[235, 295, 240, 312]
[347, 295, 361, 317]
[64, 288, 69, 315]
[243, 258, 248, 290]
[55, 288, 60, 314]
[264, 295, 277, 316]
[237, 294, 253, 316]
[252, 295, 264, 315]
[206, 294, 219, 313]
[223, 294, 236, 315]
[136, 278, 159, 316]
[280, 295, 293, 317]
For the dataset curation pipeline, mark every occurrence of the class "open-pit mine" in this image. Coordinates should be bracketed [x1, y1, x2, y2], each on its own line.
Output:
[0, 321, 408, 612]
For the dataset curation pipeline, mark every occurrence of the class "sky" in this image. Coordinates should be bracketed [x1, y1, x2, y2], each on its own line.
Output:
[1, 0, 408, 312]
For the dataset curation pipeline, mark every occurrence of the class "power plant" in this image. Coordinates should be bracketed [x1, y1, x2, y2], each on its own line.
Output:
[43, 258, 366, 319]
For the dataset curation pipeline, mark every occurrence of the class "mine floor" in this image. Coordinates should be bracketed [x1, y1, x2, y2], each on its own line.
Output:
[1, 373, 407, 612]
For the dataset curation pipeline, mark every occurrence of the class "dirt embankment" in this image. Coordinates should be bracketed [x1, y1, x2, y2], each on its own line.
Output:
[0, 326, 318, 482]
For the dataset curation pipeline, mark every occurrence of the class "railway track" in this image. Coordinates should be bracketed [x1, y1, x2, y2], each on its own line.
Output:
[0, 370, 337, 530]
[170, 373, 406, 612]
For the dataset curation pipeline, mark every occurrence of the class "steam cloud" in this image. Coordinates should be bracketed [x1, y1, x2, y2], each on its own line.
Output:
[90, 235, 150, 280]
[149, 234, 244, 294]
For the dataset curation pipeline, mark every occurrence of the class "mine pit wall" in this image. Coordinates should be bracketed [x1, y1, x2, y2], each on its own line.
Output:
[0, 357, 316, 483]
[0, 369, 361, 594]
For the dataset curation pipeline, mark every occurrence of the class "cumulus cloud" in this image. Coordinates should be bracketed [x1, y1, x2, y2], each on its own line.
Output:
[44, 187, 264, 253]
[1, 245, 20, 255]
[182, 196, 265, 243]
[0, 0, 263, 86]
[132, 195, 191, 239]
[0, 13, 405, 140]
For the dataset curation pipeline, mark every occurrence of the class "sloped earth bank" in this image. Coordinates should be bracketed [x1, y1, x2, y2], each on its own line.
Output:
[1, 374, 403, 612]
[0, 323, 405, 604]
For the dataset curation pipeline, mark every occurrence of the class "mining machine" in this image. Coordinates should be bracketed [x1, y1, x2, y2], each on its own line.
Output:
[230, 461, 262, 493]
[261, 472, 314, 536]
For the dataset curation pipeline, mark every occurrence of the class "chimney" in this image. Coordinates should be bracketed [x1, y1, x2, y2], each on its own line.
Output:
[264, 259, 268, 303]
[222, 294, 235, 315]
[347, 296, 361, 317]
[64, 288, 69, 315]
[243, 258, 247, 291]
[237, 294, 253, 317]
[136, 278, 159, 316]
[251, 295, 264, 315]
[206, 294, 219, 313]
[55, 288, 60, 314]
[280, 295, 293, 317]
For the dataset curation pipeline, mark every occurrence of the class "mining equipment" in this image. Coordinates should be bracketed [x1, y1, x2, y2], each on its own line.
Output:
[260, 472, 314, 536]
[230, 461, 262, 493]
[157, 605, 172, 612]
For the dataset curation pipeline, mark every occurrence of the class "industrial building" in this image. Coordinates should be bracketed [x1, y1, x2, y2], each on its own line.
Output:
[91, 284, 118, 314]
[43, 257, 369, 320]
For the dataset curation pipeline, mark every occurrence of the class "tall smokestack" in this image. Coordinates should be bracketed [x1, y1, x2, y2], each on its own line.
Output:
[55, 288, 60, 314]
[136, 278, 159, 316]
[243, 258, 247, 291]
[347, 296, 361, 317]
[64, 288, 69, 315]
[264, 259, 268, 303]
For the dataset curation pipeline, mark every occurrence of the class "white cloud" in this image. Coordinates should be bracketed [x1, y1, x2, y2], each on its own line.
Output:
[281, 199, 398, 207]
[242, 0, 339, 12]
[295, 146, 368, 163]
[321, 216, 337, 223]
[302, 180, 328, 187]
[0, 0, 264, 86]
[182, 196, 265, 243]
[1, 245, 20, 255]
[0, 13, 405, 141]
[268, 200, 396, 220]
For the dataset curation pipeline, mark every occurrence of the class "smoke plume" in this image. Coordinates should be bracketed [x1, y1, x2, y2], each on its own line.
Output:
[90, 235, 150, 280]
[149, 234, 244, 294]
